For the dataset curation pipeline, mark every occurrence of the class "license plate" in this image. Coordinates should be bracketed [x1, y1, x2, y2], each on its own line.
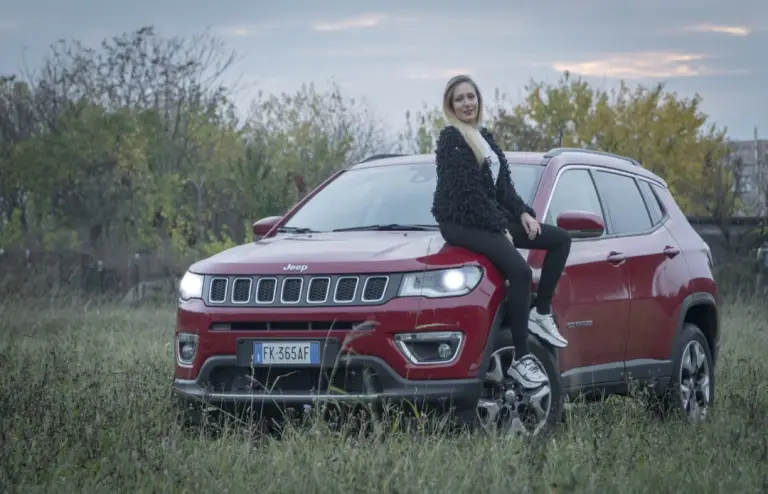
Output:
[252, 341, 320, 365]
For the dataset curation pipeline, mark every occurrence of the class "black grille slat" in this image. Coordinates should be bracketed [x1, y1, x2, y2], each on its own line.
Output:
[334, 277, 358, 302]
[281, 278, 302, 303]
[362, 276, 387, 301]
[256, 278, 276, 303]
[307, 278, 330, 303]
[209, 278, 227, 303]
[232, 278, 252, 303]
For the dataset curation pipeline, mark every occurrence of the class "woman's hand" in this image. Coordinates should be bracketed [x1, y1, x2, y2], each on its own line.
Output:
[520, 212, 541, 240]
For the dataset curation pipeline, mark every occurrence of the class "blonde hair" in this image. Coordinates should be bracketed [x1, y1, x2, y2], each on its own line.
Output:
[442, 74, 487, 165]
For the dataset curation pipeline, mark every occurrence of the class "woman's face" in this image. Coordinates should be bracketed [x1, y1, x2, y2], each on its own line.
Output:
[451, 81, 479, 124]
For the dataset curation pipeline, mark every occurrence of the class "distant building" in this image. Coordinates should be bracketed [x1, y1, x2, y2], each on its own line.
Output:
[725, 135, 768, 217]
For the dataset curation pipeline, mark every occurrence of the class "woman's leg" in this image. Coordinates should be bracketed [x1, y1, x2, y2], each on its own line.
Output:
[506, 221, 572, 347]
[439, 223, 548, 388]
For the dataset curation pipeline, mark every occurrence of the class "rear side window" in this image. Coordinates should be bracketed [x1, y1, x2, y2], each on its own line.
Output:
[637, 180, 666, 225]
[592, 170, 653, 235]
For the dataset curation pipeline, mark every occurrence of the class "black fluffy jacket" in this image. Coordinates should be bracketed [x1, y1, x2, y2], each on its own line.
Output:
[431, 125, 536, 233]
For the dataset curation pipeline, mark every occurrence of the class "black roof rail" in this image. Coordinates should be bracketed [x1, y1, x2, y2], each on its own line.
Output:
[358, 153, 410, 163]
[543, 147, 642, 167]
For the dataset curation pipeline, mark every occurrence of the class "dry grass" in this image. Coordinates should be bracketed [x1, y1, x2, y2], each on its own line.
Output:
[1, 297, 767, 493]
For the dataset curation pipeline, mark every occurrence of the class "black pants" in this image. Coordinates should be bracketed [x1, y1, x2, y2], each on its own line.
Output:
[439, 220, 572, 357]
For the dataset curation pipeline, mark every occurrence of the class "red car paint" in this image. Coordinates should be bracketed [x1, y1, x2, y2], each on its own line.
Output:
[173, 149, 719, 414]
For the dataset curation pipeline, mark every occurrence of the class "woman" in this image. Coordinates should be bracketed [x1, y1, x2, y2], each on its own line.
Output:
[431, 74, 571, 389]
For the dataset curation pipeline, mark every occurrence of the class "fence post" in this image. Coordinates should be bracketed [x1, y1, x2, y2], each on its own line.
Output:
[757, 244, 768, 295]
[129, 253, 141, 307]
[97, 260, 104, 295]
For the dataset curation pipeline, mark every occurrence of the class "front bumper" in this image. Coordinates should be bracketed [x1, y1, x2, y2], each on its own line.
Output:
[173, 271, 509, 414]
[172, 354, 484, 412]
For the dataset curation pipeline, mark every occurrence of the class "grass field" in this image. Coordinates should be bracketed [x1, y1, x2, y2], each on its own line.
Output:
[1, 298, 767, 493]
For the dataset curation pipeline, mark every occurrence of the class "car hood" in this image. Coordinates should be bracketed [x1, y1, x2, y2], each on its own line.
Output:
[189, 231, 495, 275]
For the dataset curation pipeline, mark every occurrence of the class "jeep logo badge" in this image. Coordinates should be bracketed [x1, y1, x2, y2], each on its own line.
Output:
[282, 263, 308, 272]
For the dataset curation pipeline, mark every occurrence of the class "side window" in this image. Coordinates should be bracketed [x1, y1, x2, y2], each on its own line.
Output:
[544, 169, 606, 234]
[637, 180, 666, 225]
[592, 171, 652, 235]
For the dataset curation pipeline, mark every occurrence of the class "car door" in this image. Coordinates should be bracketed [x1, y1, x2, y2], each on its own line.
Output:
[539, 167, 632, 379]
[590, 170, 690, 379]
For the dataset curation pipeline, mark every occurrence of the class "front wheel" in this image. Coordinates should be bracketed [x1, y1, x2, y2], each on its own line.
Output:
[476, 332, 564, 437]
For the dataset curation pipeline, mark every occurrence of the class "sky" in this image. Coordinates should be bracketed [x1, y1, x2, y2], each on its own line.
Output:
[1, 0, 766, 140]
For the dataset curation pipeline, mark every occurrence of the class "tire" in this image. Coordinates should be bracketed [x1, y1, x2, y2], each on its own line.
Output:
[658, 322, 715, 422]
[528, 334, 566, 431]
[484, 328, 565, 435]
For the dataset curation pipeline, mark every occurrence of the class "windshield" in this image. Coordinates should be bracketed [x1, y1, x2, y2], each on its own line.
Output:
[282, 161, 545, 232]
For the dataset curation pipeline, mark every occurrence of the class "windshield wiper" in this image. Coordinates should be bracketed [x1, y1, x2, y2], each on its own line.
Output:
[332, 223, 438, 232]
[277, 226, 319, 234]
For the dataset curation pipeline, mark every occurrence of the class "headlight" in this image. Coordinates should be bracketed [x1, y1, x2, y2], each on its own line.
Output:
[178, 271, 204, 301]
[398, 266, 483, 298]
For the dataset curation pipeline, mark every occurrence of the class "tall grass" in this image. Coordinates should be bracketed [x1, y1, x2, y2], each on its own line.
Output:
[1, 298, 767, 493]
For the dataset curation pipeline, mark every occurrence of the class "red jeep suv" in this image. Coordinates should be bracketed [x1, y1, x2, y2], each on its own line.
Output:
[173, 147, 719, 434]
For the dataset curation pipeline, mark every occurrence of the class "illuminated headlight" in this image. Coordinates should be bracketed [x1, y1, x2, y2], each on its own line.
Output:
[394, 331, 464, 365]
[178, 271, 204, 301]
[398, 266, 483, 298]
[175, 332, 198, 367]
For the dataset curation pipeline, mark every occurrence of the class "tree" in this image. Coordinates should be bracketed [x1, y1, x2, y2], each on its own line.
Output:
[517, 72, 731, 215]
[0, 26, 398, 282]
[398, 104, 445, 154]
[247, 80, 389, 192]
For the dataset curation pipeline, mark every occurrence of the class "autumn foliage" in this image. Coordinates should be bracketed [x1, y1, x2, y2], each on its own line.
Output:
[0, 27, 743, 291]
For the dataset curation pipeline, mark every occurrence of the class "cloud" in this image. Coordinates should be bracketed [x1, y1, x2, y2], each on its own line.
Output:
[311, 13, 414, 32]
[312, 13, 387, 32]
[292, 45, 413, 59]
[684, 23, 752, 37]
[215, 20, 304, 38]
[215, 23, 273, 37]
[399, 67, 473, 81]
[549, 52, 724, 79]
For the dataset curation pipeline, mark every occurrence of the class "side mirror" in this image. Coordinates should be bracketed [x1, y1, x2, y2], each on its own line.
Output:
[556, 211, 605, 239]
[252, 216, 282, 237]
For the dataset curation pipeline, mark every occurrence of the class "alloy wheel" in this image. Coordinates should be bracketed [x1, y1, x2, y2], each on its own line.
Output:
[679, 340, 711, 422]
[477, 346, 552, 437]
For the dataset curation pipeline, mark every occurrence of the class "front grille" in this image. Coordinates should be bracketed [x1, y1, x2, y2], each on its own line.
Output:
[280, 278, 303, 304]
[209, 278, 227, 303]
[307, 277, 330, 303]
[232, 278, 252, 303]
[334, 277, 358, 303]
[256, 278, 277, 303]
[362, 276, 388, 302]
[203, 273, 400, 307]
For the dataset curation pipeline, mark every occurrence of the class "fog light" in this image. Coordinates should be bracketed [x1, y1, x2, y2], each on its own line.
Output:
[180, 343, 195, 361]
[176, 332, 198, 367]
[394, 331, 464, 365]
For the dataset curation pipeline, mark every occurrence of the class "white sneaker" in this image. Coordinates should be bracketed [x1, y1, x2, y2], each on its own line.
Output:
[507, 354, 549, 388]
[529, 308, 568, 348]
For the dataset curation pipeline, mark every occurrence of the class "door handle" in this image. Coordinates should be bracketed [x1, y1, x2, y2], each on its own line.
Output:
[607, 251, 626, 264]
[663, 245, 680, 258]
